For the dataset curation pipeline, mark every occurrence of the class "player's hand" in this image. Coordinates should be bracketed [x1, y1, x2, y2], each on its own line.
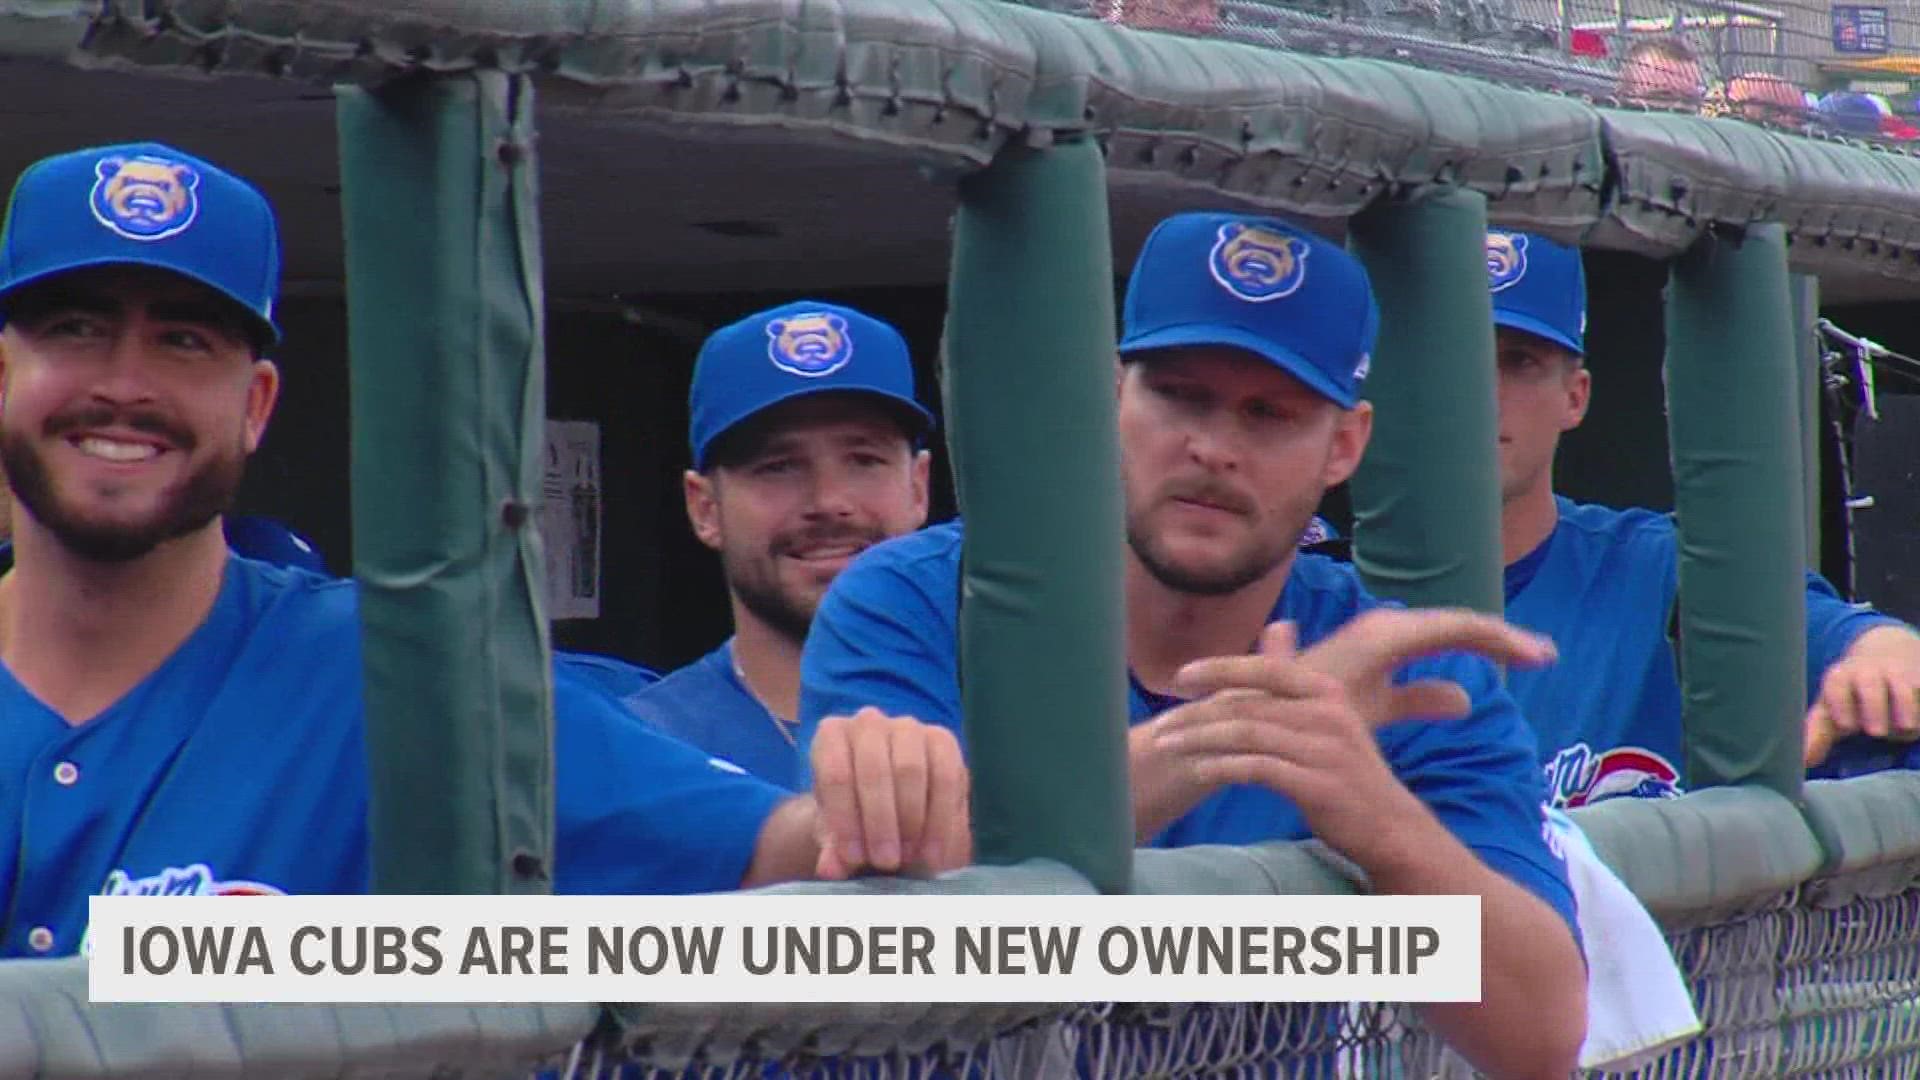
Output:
[1133, 610, 1555, 856]
[1132, 622, 1418, 857]
[1178, 607, 1557, 731]
[1803, 647, 1920, 766]
[808, 707, 972, 881]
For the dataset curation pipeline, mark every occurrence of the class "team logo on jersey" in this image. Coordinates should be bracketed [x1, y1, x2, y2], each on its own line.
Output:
[1486, 232, 1529, 292]
[766, 312, 854, 378]
[76, 865, 283, 956]
[1209, 223, 1309, 303]
[1544, 743, 1682, 808]
[91, 153, 202, 242]
[1539, 803, 1569, 863]
[99, 863, 284, 897]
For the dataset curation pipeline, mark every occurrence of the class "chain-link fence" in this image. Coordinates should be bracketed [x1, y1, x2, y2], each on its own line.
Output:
[548, 879, 1920, 1078]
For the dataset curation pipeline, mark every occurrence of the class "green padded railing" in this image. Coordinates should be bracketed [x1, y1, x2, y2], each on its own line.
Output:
[9, 780, 1920, 1077]
[3, 0, 1920, 283]
[0, 964, 597, 1078]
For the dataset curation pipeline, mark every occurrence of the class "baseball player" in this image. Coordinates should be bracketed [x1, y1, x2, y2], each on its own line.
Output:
[0, 141, 964, 959]
[796, 212, 1587, 1078]
[1484, 228, 1920, 805]
[620, 301, 933, 789]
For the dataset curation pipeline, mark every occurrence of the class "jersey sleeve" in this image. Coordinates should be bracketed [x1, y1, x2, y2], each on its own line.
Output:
[796, 545, 962, 784]
[1810, 732, 1920, 778]
[551, 671, 787, 895]
[1804, 569, 1909, 706]
[1383, 653, 1581, 940]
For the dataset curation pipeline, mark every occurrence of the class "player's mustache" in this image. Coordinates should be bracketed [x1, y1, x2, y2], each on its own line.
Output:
[44, 402, 196, 451]
[1163, 479, 1254, 516]
[773, 526, 885, 557]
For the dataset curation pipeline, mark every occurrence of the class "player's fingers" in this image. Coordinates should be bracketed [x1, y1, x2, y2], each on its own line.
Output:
[1258, 621, 1299, 659]
[919, 726, 970, 873]
[887, 719, 932, 865]
[1859, 669, 1894, 739]
[1804, 703, 1835, 767]
[1820, 670, 1866, 738]
[1144, 687, 1267, 749]
[1149, 692, 1277, 755]
[814, 843, 851, 883]
[1310, 608, 1557, 682]
[1356, 608, 1556, 671]
[1172, 654, 1341, 701]
[809, 715, 866, 871]
[1385, 680, 1473, 724]
[1157, 698, 1342, 761]
[850, 708, 905, 873]
[1149, 687, 1270, 739]
[1890, 675, 1920, 740]
[1191, 753, 1312, 799]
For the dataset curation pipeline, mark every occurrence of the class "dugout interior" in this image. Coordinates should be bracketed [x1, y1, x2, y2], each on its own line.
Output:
[2, 58, 1915, 674]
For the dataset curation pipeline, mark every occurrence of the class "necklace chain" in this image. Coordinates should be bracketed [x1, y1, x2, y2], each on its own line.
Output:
[732, 651, 798, 748]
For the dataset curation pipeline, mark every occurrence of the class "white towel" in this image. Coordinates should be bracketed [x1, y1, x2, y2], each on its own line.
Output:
[1547, 807, 1703, 1071]
[1315, 810, 1701, 1076]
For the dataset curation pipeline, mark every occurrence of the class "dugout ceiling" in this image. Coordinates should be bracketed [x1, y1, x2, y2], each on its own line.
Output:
[3, 0, 1920, 303]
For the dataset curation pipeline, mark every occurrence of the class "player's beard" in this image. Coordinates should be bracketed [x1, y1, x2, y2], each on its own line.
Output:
[723, 524, 887, 647]
[0, 406, 244, 564]
[1125, 480, 1318, 597]
[728, 560, 816, 646]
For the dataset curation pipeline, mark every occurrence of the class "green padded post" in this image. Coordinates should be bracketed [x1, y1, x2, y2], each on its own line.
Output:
[1664, 225, 1805, 798]
[337, 72, 555, 894]
[1791, 273, 1821, 570]
[1346, 191, 1503, 615]
[943, 136, 1132, 894]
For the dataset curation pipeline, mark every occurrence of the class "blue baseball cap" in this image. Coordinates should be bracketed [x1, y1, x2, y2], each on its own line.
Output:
[687, 300, 935, 470]
[0, 141, 281, 347]
[1486, 230, 1585, 357]
[1119, 212, 1378, 408]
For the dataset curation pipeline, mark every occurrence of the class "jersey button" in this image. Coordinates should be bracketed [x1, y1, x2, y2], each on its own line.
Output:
[27, 927, 54, 953]
[53, 761, 79, 786]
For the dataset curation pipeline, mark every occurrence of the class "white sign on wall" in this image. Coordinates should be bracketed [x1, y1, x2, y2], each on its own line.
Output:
[541, 419, 602, 621]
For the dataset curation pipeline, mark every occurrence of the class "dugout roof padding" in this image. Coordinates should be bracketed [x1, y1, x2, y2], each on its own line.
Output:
[3, 0, 1920, 300]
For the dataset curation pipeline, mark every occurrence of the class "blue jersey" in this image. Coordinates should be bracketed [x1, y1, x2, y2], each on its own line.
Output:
[1506, 497, 1909, 808]
[621, 641, 803, 791]
[221, 516, 327, 574]
[178, 530, 665, 704]
[557, 650, 661, 701]
[0, 555, 787, 959]
[797, 521, 1579, 937]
